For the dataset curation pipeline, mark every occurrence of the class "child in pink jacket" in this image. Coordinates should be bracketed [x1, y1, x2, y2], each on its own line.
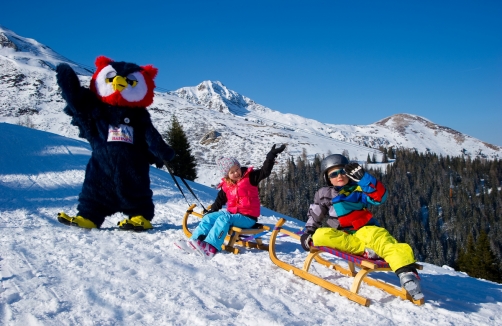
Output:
[177, 144, 285, 259]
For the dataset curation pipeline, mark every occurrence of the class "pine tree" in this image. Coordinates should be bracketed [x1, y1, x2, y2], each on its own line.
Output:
[474, 230, 502, 282]
[163, 114, 197, 180]
[456, 233, 477, 274]
[382, 152, 389, 163]
[342, 149, 350, 161]
[388, 147, 395, 159]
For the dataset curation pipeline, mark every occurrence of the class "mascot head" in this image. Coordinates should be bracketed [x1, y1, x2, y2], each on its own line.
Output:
[90, 56, 158, 108]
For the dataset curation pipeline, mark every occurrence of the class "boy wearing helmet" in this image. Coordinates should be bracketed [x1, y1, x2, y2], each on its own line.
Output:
[301, 154, 424, 300]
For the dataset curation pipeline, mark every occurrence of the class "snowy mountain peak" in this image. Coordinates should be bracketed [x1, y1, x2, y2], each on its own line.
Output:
[377, 113, 429, 127]
[0, 25, 50, 55]
[377, 113, 449, 135]
[0, 31, 18, 51]
[376, 113, 465, 138]
[374, 113, 501, 155]
[171, 80, 270, 115]
[0, 25, 93, 76]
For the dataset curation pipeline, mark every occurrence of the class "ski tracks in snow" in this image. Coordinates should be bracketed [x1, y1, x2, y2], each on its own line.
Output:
[0, 239, 76, 325]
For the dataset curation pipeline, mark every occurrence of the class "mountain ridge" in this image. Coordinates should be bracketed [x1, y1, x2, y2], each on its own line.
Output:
[0, 25, 500, 186]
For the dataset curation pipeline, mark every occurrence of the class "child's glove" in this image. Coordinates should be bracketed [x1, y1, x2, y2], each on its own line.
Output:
[300, 232, 313, 251]
[266, 144, 286, 160]
[203, 208, 215, 215]
[344, 163, 365, 182]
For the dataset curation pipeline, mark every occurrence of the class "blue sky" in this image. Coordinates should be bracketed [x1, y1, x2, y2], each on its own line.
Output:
[1, 0, 501, 145]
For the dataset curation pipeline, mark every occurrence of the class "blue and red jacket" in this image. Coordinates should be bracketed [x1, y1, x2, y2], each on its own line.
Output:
[305, 172, 387, 232]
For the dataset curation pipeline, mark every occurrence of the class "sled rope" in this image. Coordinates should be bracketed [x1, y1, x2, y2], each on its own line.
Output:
[241, 222, 303, 242]
[274, 225, 304, 238]
[241, 230, 268, 242]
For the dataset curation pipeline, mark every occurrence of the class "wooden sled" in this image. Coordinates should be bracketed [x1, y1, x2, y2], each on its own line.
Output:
[269, 218, 425, 307]
[181, 204, 270, 254]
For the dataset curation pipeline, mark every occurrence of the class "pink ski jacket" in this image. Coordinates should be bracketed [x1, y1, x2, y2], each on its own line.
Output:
[219, 167, 261, 218]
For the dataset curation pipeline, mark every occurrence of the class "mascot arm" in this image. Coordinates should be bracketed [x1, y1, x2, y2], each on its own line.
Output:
[56, 64, 81, 105]
[145, 122, 175, 163]
[56, 64, 97, 115]
[56, 64, 99, 141]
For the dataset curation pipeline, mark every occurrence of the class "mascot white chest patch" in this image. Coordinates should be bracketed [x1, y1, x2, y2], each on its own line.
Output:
[107, 124, 134, 144]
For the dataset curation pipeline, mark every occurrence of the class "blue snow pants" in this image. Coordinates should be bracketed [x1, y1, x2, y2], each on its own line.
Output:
[190, 210, 257, 251]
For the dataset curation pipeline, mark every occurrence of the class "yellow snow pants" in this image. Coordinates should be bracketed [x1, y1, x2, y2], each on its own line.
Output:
[312, 226, 416, 271]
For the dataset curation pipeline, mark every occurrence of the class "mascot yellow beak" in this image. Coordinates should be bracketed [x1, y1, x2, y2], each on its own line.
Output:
[112, 76, 128, 92]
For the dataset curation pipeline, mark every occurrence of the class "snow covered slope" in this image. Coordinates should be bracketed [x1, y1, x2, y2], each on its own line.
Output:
[1, 25, 500, 188]
[0, 123, 501, 325]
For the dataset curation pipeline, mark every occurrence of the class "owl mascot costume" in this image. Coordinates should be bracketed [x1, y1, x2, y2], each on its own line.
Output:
[56, 56, 175, 231]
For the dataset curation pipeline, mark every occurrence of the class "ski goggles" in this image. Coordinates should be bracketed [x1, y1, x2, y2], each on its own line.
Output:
[328, 169, 346, 179]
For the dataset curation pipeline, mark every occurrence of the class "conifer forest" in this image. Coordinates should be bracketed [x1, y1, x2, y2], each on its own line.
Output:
[259, 149, 502, 283]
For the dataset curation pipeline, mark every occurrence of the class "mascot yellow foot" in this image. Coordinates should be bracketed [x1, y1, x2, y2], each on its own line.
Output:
[118, 215, 153, 231]
[57, 212, 97, 229]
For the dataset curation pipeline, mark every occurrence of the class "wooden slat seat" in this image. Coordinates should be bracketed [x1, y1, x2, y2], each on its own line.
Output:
[181, 204, 270, 254]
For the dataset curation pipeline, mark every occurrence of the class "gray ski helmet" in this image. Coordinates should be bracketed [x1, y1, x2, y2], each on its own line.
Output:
[320, 154, 349, 185]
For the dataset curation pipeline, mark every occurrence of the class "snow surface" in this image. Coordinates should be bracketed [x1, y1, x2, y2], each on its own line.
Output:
[1, 122, 501, 325]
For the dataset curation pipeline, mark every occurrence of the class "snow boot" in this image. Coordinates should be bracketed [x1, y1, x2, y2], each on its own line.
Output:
[399, 271, 424, 300]
[117, 215, 153, 231]
[188, 239, 218, 260]
[57, 212, 97, 229]
[174, 238, 197, 254]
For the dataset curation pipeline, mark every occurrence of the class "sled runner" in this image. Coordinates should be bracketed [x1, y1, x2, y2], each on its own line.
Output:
[181, 204, 270, 254]
[269, 218, 425, 307]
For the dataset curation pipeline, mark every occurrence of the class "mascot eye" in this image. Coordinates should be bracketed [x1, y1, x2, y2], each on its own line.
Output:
[105, 71, 117, 84]
[126, 74, 138, 87]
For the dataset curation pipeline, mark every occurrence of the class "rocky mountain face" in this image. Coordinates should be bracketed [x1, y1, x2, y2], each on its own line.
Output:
[1, 25, 500, 185]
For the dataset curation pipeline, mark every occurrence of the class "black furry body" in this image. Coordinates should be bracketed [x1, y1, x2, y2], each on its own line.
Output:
[56, 64, 174, 227]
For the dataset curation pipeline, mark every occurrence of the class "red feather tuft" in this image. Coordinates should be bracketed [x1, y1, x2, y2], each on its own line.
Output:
[141, 65, 158, 80]
[137, 68, 157, 107]
[95, 56, 113, 69]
